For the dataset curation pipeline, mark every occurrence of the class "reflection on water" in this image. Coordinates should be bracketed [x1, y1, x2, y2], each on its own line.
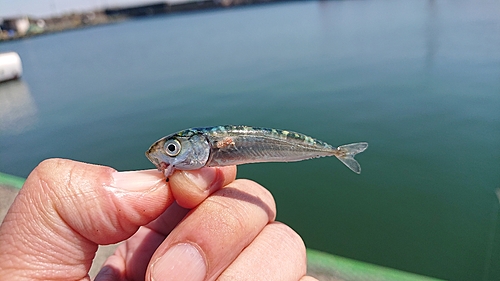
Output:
[0, 80, 38, 135]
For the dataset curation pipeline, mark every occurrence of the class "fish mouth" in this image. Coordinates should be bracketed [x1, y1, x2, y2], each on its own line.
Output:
[158, 162, 169, 173]
[145, 153, 169, 173]
[145, 140, 166, 168]
[145, 151, 159, 167]
[146, 155, 168, 172]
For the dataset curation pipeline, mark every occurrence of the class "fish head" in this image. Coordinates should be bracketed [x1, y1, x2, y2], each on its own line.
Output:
[146, 131, 210, 175]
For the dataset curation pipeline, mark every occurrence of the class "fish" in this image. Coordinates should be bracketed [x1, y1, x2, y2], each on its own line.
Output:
[146, 125, 368, 178]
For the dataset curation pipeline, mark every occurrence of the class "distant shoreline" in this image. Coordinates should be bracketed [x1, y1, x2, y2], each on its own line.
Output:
[0, 0, 296, 42]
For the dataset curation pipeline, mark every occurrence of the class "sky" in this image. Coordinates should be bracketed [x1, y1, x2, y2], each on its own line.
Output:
[1, 0, 184, 18]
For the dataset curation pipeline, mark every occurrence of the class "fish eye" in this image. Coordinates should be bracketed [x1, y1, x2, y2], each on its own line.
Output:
[164, 139, 181, 157]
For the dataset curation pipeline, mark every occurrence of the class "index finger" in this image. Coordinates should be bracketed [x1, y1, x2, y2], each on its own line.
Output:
[168, 166, 237, 209]
[146, 179, 276, 281]
[95, 166, 237, 280]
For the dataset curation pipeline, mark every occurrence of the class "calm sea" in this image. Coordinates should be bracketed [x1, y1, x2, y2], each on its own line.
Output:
[1, 0, 499, 279]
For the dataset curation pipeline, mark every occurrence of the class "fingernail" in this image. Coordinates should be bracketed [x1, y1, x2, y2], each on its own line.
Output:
[112, 170, 165, 191]
[181, 168, 216, 192]
[151, 243, 206, 281]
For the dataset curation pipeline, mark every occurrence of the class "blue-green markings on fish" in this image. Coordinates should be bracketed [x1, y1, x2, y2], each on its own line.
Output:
[146, 125, 368, 177]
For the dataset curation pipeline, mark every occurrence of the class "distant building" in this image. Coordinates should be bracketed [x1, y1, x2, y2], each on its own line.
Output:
[1, 17, 30, 36]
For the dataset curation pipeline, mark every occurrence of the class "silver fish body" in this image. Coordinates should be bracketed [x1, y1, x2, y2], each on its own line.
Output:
[146, 125, 368, 177]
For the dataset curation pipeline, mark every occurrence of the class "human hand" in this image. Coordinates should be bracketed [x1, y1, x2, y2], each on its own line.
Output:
[0, 159, 317, 281]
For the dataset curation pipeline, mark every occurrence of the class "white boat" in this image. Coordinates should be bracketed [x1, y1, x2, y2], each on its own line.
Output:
[0, 52, 23, 83]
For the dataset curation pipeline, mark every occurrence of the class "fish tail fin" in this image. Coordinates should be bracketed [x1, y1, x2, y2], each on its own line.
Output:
[334, 142, 368, 174]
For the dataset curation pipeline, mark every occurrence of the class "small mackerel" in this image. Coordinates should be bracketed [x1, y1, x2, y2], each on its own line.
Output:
[146, 125, 368, 177]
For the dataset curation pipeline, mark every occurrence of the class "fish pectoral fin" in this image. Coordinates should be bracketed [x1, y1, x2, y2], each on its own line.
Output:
[335, 142, 368, 174]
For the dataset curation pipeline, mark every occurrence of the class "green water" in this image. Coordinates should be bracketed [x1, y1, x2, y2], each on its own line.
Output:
[1, 1, 499, 279]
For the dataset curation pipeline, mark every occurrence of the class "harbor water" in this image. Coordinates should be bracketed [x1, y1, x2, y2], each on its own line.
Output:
[1, 0, 499, 280]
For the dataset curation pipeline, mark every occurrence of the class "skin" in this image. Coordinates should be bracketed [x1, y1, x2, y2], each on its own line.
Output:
[0, 159, 318, 281]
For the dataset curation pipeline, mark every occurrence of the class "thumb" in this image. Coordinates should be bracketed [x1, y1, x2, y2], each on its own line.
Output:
[0, 159, 172, 280]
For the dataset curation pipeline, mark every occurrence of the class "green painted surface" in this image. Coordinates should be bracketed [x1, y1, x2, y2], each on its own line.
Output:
[0, 172, 25, 189]
[307, 249, 443, 281]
